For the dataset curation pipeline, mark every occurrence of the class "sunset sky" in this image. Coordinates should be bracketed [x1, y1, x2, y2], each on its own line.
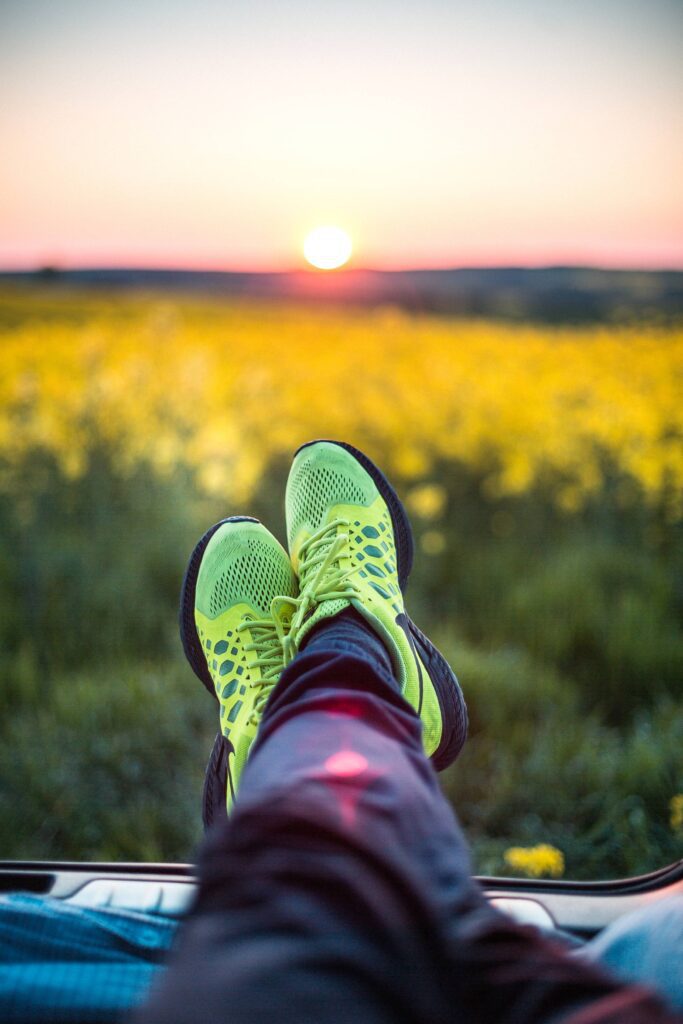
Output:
[1, 0, 682, 271]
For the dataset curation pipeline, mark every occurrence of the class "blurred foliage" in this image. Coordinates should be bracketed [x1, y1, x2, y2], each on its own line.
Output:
[0, 287, 681, 878]
[438, 638, 683, 879]
[0, 659, 213, 861]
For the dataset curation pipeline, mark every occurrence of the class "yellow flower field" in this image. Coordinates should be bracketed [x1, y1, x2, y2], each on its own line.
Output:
[1, 289, 681, 516]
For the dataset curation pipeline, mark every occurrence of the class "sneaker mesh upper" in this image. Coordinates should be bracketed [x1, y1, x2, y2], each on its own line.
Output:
[203, 531, 294, 617]
[287, 457, 376, 540]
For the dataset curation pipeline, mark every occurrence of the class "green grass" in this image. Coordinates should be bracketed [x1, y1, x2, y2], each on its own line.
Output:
[0, 658, 214, 861]
[0, 443, 681, 877]
[436, 635, 683, 879]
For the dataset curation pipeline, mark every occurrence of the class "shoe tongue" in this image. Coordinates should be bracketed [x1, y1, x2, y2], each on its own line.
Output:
[296, 598, 353, 646]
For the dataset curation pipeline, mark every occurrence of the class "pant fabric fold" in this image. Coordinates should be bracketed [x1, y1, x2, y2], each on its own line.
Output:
[134, 618, 678, 1023]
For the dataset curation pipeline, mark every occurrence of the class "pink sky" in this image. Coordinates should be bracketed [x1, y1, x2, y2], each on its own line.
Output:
[1, 0, 682, 271]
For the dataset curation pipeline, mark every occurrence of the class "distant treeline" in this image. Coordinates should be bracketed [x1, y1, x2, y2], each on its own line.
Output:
[3, 265, 683, 322]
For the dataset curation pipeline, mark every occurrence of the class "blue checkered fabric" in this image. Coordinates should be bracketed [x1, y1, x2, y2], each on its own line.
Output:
[0, 892, 177, 1023]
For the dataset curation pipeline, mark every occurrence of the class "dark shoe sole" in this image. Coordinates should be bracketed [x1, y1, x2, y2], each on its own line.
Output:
[295, 439, 467, 771]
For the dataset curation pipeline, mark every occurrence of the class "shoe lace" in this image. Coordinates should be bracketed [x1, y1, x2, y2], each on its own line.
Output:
[284, 518, 358, 664]
[238, 597, 294, 725]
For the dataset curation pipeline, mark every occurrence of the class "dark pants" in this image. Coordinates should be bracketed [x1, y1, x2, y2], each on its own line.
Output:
[135, 621, 675, 1023]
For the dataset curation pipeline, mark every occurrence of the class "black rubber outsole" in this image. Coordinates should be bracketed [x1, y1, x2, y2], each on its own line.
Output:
[295, 439, 467, 771]
[202, 730, 231, 831]
[178, 515, 259, 700]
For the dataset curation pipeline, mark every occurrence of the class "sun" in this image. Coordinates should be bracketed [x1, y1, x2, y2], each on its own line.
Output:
[303, 226, 352, 270]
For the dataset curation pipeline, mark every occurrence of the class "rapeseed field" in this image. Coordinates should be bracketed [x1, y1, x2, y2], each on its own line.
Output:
[1, 289, 681, 514]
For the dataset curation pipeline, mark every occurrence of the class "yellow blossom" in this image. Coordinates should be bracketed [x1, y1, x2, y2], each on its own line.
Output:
[504, 844, 565, 878]
[406, 483, 448, 520]
[670, 794, 683, 832]
[420, 530, 446, 555]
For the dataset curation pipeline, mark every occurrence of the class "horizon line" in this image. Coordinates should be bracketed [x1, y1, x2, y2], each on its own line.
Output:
[1, 262, 683, 276]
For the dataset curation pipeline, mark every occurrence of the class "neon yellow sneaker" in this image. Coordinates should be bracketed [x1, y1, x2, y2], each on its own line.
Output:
[285, 440, 467, 769]
[179, 516, 297, 811]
